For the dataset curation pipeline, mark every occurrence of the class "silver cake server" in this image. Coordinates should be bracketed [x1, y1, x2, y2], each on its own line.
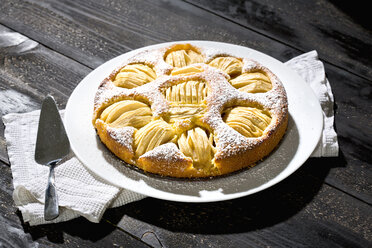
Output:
[35, 95, 70, 221]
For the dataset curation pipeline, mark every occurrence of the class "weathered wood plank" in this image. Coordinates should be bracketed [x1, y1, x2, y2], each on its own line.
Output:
[0, 0, 303, 70]
[0, 0, 126, 68]
[0, 26, 90, 108]
[186, 0, 372, 81]
[0, 24, 90, 164]
[322, 62, 372, 204]
[112, 161, 372, 248]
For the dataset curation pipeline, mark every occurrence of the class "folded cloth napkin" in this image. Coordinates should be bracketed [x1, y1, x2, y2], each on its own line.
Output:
[2, 50, 338, 226]
[285, 51, 338, 157]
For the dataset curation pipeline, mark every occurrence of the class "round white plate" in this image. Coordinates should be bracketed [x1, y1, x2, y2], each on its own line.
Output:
[65, 41, 323, 202]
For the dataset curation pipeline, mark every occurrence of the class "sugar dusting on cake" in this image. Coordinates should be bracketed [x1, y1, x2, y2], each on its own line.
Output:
[139, 143, 189, 163]
[106, 126, 135, 153]
[93, 43, 288, 164]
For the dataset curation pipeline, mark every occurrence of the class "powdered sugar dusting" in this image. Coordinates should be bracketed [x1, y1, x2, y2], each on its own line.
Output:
[125, 49, 173, 76]
[106, 126, 135, 153]
[93, 43, 288, 167]
[93, 79, 135, 114]
[202, 47, 229, 63]
[242, 58, 260, 72]
[139, 143, 188, 162]
[214, 122, 253, 156]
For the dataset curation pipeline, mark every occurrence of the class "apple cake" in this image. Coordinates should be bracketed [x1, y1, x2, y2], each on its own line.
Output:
[92, 43, 288, 178]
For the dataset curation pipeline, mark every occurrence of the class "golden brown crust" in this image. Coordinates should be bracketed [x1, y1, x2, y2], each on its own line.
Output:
[92, 43, 288, 178]
[135, 112, 288, 177]
[137, 145, 219, 177]
[215, 112, 288, 175]
[95, 120, 135, 164]
[137, 149, 195, 177]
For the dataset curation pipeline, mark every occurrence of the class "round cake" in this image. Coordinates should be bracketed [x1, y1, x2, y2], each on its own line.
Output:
[92, 43, 288, 178]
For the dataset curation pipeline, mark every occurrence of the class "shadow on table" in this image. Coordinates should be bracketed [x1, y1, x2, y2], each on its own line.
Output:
[19, 212, 120, 244]
[20, 125, 347, 242]
[20, 153, 346, 243]
[107, 154, 346, 235]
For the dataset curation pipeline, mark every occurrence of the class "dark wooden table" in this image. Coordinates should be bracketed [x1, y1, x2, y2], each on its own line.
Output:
[0, 1, 371, 247]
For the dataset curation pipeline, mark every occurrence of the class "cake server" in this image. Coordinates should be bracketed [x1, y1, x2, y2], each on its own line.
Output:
[35, 95, 70, 221]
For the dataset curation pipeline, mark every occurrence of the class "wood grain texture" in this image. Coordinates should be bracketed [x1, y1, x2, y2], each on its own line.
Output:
[186, 0, 372, 81]
[0, 0, 303, 69]
[0, 25, 90, 108]
[112, 161, 372, 247]
[0, 24, 90, 163]
[321, 63, 372, 204]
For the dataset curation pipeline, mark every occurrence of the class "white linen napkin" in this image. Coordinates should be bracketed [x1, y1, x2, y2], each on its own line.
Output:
[2, 51, 338, 226]
[285, 51, 338, 157]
